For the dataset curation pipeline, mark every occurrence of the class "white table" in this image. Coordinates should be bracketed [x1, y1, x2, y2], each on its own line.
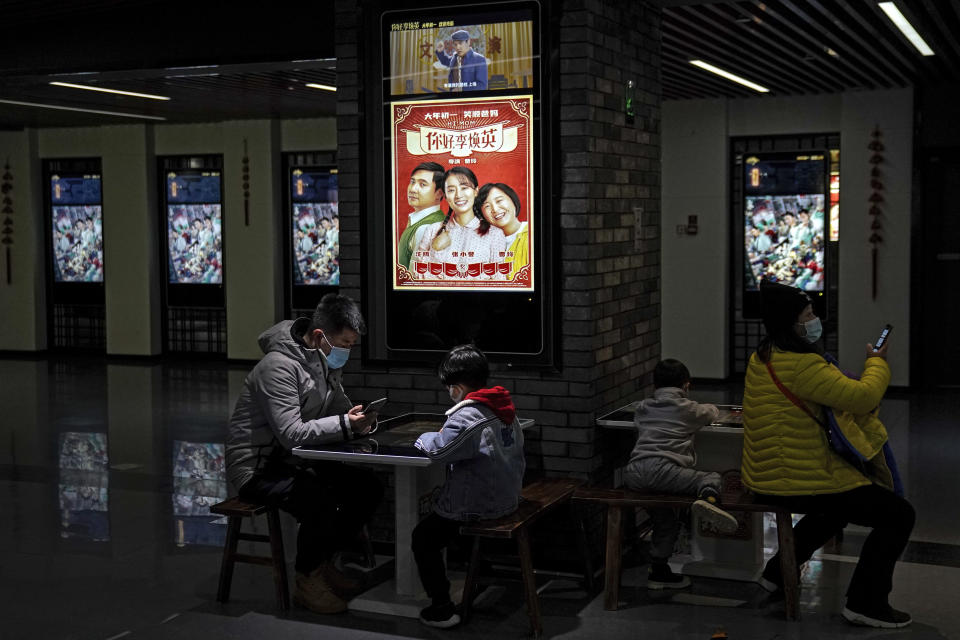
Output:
[293, 412, 534, 617]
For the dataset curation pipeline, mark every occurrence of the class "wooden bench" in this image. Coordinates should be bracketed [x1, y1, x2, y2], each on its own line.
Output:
[458, 477, 582, 638]
[210, 497, 290, 612]
[571, 487, 799, 620]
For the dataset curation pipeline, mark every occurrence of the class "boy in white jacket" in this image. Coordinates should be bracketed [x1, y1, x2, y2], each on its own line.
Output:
[624, 359, 738, 589]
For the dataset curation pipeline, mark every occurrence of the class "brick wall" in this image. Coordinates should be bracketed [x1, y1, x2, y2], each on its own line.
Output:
[335, 0, 661, 539]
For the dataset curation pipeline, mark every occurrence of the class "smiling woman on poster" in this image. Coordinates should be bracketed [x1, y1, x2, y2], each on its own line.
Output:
[414, 167, 506, 280]
[477, 183, 527, 281]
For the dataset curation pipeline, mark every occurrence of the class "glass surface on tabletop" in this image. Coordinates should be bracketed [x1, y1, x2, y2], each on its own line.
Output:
[596, 403, 743, 427]
[297, 412, 446, 457]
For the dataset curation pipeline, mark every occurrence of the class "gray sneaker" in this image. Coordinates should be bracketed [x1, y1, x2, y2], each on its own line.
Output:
[692, 499, 739, 534]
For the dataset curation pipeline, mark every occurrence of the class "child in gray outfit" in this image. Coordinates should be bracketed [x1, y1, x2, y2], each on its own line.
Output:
[624, 359, 738, 589]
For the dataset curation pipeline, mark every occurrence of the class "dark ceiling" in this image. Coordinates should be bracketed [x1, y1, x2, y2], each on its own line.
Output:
[0, 0, 339, 129]
[0, 1, 956, 129]
[661, 0, 960, 100]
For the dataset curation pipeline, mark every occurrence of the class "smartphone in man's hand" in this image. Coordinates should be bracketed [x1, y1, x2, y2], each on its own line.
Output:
[362, 397, 388, 415]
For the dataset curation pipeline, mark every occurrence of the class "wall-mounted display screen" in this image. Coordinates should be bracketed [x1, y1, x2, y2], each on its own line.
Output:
[58, 431, 109, 542]
[371, 1, 552, 362]
[50, 174, 103, 283]
[172, 440, 227, 547]
[743, 153, 827, 292]
[391, 96, 533, 291]
[291, 169, 339, 286]
[387, 11, 534, 96]
[165, 172, 222, 284]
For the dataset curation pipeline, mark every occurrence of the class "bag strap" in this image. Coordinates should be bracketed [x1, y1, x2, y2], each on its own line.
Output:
[764, 361, 823, 427]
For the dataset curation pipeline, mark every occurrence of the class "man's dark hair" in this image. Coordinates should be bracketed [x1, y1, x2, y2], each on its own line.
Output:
[412, 161, 445, 194]
[438, 344, 489, 389]
[309, 293, 366, 335]
[653, 359, 690, 389]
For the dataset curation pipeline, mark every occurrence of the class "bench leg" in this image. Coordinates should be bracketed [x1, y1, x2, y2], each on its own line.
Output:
[266, 509, 290, 612]
[775, 510, 800, 621]
[460, 536, 482, 624]
[517, 527, 542, 639]
[603, 505, 624, 611]
[573, 503, 597, 593]
[360, 524, 377, 569]
[217, 515, 242, 604]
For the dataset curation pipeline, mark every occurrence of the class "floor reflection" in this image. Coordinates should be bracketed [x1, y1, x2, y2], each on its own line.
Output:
[1, 356, 959, 640]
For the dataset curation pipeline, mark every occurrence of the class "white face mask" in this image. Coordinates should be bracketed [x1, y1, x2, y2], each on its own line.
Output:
[799, 317, 822, 343]
[320, 333, 351, 369]
[448, 385, 464, 403]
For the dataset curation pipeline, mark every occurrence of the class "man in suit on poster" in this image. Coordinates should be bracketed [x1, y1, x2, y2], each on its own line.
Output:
[435, 29, 488, 92]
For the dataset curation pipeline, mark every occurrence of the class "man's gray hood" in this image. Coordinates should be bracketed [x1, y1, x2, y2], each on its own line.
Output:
[257, 317, 330, 376]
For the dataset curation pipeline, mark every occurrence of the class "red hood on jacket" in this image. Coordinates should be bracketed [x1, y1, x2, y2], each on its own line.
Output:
[464, 386, 516, 424]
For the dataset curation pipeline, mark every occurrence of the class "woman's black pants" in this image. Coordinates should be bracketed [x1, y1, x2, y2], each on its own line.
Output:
[757, 484, 915, 608]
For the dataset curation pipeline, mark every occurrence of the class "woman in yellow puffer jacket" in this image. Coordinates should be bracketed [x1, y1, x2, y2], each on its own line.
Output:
[742, 281, 914, 629]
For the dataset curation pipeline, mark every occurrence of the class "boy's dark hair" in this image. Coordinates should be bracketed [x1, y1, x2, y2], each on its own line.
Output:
[438, 344, 489, 389]
[653, 359, 690, 389]
[412, 161, 445, 194]
[309, 293, 366, 335]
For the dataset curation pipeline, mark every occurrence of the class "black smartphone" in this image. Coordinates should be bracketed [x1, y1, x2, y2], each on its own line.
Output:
[362, 397, 388, 414]
[874, 324, 893, 350]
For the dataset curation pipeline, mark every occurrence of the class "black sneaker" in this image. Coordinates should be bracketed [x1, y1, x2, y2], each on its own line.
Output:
[419, 601, 461, 628]
[842, 602, 912, 628]
[647, 562, 691, 590]
[698, 486, 721, 503]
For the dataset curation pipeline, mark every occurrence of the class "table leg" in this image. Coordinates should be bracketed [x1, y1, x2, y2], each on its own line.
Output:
[394, 466, 420, 597]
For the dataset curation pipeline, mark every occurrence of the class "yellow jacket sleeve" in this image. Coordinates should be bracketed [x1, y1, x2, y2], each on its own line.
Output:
[792, 355, 890, 415]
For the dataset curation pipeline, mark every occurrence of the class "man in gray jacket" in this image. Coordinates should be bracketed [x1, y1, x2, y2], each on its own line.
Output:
[226, 294, 382, 614]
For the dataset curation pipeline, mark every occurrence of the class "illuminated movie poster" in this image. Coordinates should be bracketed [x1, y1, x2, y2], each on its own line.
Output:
[744, 154, 827, 293]
[391, 95, 534, 291]
[744, 194, 826, 292]
[291, 169, 340, 286]
[165, 172, 223, 285]
[50, 174, 104, 283]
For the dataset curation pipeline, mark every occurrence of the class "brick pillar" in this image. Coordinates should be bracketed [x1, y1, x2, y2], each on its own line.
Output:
[335, 0, 662, 486]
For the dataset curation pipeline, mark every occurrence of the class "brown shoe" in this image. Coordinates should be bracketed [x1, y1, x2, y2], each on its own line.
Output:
[293, 571, 348, 614]
[318, 561, 365, 598]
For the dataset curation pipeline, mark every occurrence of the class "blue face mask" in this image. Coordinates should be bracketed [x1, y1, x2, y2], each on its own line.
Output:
[320, 333, 351, 369]
[799, 317, 822, 343]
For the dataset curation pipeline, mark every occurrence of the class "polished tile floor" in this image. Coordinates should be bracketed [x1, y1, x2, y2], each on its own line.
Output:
[2, 355, 959, 640]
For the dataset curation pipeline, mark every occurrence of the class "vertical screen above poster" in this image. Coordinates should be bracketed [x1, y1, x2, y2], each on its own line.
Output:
[391, 96, 534, 291]
[165, 172, 223, 285]
[50, 174, 103, 283]
[387, 16, 534, 97]
[374, 2, 552, 361]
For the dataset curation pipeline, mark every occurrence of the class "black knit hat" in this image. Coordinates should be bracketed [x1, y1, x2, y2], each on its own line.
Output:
[760, 280, 812, 334]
